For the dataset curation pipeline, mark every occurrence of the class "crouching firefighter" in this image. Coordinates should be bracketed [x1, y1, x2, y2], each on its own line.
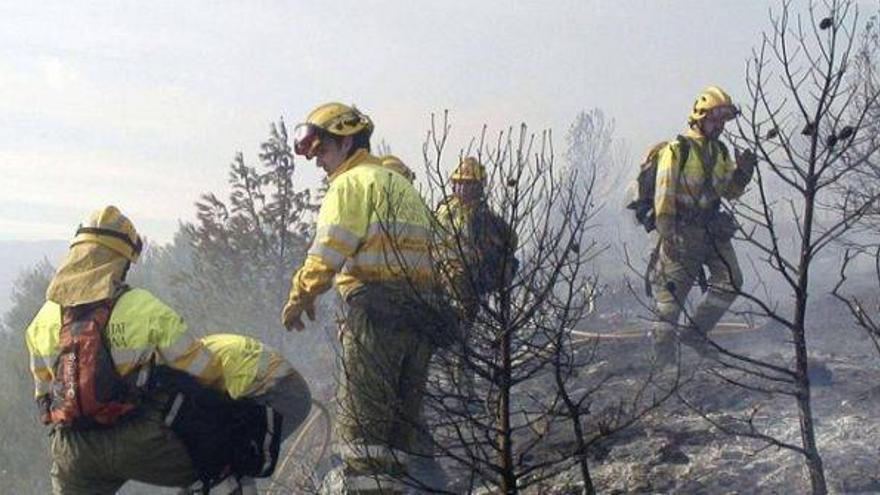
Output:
[636, 86, 756, 363]
[171, 335, 311, 495]
[25, 206, 227, 494]
[192, 333, 313, 493]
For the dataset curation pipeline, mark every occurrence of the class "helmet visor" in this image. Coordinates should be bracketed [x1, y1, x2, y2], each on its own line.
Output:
[293, 123, 323, 159]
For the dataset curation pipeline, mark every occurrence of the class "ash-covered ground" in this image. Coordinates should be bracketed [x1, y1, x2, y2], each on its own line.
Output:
[236, 275, 880, 495]
[526, 288, 880, 495]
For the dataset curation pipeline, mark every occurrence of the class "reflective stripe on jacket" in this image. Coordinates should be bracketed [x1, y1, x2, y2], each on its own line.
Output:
[25, 288, 224, 399]
[200, 334, 294, 400]
[435, 196, 518, 295]
[654, 128, 747, 223]
[287, 149, 435, 305]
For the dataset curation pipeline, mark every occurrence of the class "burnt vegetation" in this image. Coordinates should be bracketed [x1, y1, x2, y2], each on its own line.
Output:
[5, 1, 880, 494]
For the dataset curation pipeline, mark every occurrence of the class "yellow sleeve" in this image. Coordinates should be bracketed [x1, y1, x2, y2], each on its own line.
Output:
[287, 178, 368, 306]
[151, 305, 225, 390]
[654, 142, 680, 229]
[434, 200, 454, 229]
[288, 255, 338, 306]
[201, 334, 262, 399]
[716, 144, 751, 200]
[26, 336, 53, 400]
[24, 301, 60, 399]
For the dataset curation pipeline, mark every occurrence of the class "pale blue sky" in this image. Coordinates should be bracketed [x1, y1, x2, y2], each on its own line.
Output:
[0, 1, 864, 243]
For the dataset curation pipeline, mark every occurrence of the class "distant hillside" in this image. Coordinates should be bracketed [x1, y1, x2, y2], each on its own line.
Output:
[0, 240, 67, 316]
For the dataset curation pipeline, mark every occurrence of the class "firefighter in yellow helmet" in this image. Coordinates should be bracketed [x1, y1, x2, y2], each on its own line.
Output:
[381, 154, 416, 182]
[25, 206, 226, 494]
[435, 157, 517, 395]
[437, 157, 518, 302]
[651, 86, 757, 363]
[282, 102, 450, 493]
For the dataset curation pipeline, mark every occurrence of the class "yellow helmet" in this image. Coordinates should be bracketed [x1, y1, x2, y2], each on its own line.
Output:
[293, 102, 374, 159]
[450, 157, 486, 183]
[71, 205, 143, 263]
[688, 86, 738, 125]
[381, 155, 416, 182]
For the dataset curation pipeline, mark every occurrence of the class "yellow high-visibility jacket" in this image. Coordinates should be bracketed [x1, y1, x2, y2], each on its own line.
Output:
[437, 196, 517, 253]
[435, 196, 517, 293]
[654, 128, 748, 225]
[200, 334, 294, 400]
[287, 149, 434, 308]
[380, 154, 415, 183]
[435, 197, 474, 242]
[25, 288, 224, 400]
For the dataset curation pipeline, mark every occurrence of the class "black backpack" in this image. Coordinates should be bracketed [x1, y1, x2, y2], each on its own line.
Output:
[149, 366, 283, 491]
[470, 206, 518, 294]
[230, 402, 284, 478]
[626, 135, 690, 233]
[627, 135, 733, 232]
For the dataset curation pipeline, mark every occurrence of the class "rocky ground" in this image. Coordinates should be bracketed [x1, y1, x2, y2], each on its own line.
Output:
[268, 287, 880, 494]
[527, 290, 880, 494]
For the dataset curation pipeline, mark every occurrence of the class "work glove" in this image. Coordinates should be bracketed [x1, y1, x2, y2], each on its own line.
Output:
[655, 214, 683, 259]
[660, 233, 685, 260]
[281, 298, 316, 332]
[734, 148, 757, 186]
[735, 148, 757, 170]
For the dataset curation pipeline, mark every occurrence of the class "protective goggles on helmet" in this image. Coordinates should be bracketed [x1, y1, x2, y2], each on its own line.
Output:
[293, 123, 324, 159]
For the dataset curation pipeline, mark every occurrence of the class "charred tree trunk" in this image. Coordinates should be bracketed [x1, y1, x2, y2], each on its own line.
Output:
[794, 181, 828, 495]
[497, 288, 517, 494]
[554, 355, 595, 495]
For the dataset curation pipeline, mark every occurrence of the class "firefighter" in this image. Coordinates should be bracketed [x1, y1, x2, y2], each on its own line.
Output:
[651, 86, 757, 363]
[201, 333, 312, 441]
[25, 206, 226, 495]
[281, 103, 447, 493]
[435, 157, 517, 395]
[198, 333, 311, 494]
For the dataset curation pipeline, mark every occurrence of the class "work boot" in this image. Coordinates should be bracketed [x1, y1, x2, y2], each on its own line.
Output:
[239, 477, 258, 495]
[190, 475, 239, 495]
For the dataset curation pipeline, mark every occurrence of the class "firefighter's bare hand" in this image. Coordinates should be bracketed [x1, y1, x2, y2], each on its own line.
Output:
[282, 299, 316, 332]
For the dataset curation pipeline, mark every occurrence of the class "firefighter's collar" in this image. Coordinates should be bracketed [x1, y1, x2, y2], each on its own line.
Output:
[328, 148, 380, 182]
[685, 127, 708, 142]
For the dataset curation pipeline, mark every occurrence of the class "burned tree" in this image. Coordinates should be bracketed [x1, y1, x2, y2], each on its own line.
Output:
[832, 2, 880, 381]
[360, 112, 671, 494]
[681, 2, 880, 494]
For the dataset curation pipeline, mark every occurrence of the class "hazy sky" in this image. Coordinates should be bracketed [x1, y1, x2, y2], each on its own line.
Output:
[0, 1, 868, 243]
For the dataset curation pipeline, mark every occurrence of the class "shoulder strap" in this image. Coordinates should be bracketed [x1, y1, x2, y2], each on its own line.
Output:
[62, 299, 114, 326]
[717, 140, 730, 162]
[674, 135, 690, 171]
